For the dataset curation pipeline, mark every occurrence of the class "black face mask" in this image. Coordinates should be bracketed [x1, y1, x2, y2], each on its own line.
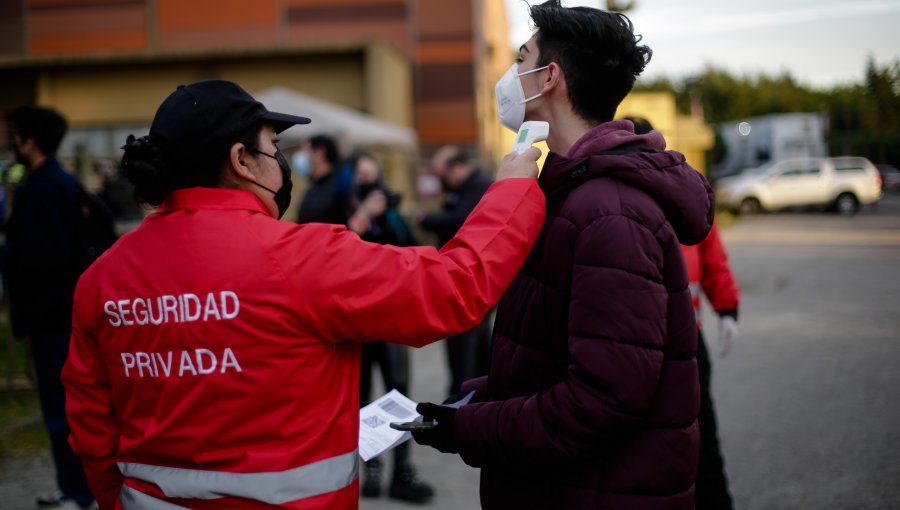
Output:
[356, 182, 379, 201]
[13, 147, 29, 168]
[440, 177, 455, 193]
[251, 149, 293, 219]
[12, 135, 29, 168]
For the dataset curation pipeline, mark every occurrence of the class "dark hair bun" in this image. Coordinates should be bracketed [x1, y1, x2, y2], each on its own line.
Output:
[121, 135, 167, 205]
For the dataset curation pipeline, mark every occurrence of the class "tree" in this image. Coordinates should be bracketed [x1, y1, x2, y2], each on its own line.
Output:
[865, 56, 900, 162]
[631, 60, 900, 166]
[606, 0, 636, 12]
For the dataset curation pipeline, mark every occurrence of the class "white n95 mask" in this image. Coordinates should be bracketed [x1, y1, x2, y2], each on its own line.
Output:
[495, 63, 548, 132]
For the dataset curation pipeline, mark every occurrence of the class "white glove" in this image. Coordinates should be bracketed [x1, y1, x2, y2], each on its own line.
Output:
[718, 315, 738, 358]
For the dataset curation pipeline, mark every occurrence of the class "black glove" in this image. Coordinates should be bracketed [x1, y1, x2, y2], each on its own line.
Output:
[411, 402, 458, 454]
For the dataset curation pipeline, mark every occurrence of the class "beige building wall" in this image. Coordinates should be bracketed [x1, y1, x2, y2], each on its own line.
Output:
[475, 0, 513, 171]
[618, 91, 679, 142]
[363, 41, 417, 200]
[365, 41, 413, 129]
[618, 91, 715, 174]
[21, 43, 417, 218]
[33, 51, 371, 127]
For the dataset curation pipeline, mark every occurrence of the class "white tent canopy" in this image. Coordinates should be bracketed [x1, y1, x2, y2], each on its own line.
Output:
[254, 86, 417, 150]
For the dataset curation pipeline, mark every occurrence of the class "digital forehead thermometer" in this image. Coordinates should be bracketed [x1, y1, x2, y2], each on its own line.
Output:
[512, 121, 550, 154]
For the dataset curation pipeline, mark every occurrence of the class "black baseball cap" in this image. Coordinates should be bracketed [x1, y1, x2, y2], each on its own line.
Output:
[149, 80, 310, 160]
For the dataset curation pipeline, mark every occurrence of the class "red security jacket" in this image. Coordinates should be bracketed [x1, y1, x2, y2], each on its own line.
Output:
[680, 223, 740, 325]
[62, 181, 544, 510]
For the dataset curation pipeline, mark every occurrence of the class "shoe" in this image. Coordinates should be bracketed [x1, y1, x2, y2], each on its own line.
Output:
[36, 490, 66, 507]
[361, 458, 382, 498]
[55, 502, 89, 510]
[35, 490, 97, 509]
[389, 464, 434, 503]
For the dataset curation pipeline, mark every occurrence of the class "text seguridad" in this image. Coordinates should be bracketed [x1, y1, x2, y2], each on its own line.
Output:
[103, 291, 244, 379]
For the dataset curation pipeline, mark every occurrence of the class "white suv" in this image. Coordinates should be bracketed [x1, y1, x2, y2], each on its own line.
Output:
[715, 156, 882, 215]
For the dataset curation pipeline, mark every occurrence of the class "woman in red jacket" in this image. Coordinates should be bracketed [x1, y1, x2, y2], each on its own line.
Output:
[61, 80, 545, 510]
[681, 222, 741, 510]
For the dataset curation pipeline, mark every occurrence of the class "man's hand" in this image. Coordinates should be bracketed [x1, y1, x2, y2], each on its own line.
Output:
[357, 190, 387, 220]
[718, 315, 738, 358]
[496, 146, 542, 181]
[410, 403, 458, 454]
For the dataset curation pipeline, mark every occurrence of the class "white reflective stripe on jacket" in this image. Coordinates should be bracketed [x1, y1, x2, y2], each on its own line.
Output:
[118, 449, 358, 507]
[120, 486, 190, 510]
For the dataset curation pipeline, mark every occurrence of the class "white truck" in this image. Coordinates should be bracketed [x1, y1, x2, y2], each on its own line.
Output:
[715, 156, 883, 215]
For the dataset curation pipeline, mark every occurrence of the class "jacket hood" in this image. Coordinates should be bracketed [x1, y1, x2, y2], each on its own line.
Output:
[540, 120, 714, 245]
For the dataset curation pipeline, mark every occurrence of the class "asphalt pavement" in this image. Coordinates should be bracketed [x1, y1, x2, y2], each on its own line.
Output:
[2, 194, 898, 510]
[709, 194, 900, 510]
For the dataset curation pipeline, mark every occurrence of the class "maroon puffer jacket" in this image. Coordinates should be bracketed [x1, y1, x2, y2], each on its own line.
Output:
[454, 121, 714, 509]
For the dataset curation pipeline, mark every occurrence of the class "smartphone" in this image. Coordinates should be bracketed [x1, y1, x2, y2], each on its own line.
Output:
[389, 420, 438, 432]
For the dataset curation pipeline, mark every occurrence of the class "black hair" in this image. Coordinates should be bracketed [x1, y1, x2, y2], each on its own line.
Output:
[7, 105, 69, 157]
[349, 151, 382, 176]
[445, 146, 470, 169]
[529, 0, 652, 123]
[310, 134, 339, 166]
[121, 122, 262, 205]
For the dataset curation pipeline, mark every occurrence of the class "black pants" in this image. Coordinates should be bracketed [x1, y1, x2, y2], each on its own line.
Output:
[32, 333, 94, 507]
[695, 331, 734, 510]
[360, 342, 411, 467]
[444, 312, 493, 396]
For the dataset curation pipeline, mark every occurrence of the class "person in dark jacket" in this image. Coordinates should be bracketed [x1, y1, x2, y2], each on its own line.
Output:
[6, 106, 96, 509]
[349, 152, 434, 503]
[411, 2, 714, 509]
[295, 134, 349, 225]
[419, 145, 494, 395]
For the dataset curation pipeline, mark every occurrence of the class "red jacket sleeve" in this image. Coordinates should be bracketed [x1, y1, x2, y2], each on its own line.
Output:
[699, 224, 740, 315]
[279, 178, 546, 346]
[62, 293, 124, 510]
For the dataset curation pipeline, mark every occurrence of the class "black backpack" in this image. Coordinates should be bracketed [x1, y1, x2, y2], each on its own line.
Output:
[51, 174, 119, 275]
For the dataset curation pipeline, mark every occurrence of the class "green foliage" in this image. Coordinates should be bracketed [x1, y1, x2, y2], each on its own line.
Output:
[633, 76, 677, 94]
[638, 58, 900, 165]
[0, 306, 46, 460]
[0, 421, 49, 458]
[0, 390, 47, 460]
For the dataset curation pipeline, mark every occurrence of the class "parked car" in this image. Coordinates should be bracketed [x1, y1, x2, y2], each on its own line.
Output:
[877, 164, 900, 191]
[715, 156, 882, 215]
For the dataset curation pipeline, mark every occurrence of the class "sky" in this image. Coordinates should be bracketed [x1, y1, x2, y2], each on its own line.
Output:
[504, 0, 900, 88]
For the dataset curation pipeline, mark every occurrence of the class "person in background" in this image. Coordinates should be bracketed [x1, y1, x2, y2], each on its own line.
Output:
[419, 145, 494, 395]
[6, 106, 96, 509]
[61, 80, 544, 510]
[347, 152, 434, 503]
[97, 160, 143, 223]
[295, 134, 350, 224]
[630, 114, 742, 510]
[345, 152, 415, 246]
[681, 224, 740, 510]
[411, 2, 714, 508]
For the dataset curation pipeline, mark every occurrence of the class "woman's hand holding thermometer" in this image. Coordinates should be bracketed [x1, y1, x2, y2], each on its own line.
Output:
[496, 121, 549, 181]
[512, 121, 550, 154]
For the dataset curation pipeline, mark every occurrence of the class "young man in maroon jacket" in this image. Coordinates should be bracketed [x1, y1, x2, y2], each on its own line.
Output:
[412, 2, 714, 509]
